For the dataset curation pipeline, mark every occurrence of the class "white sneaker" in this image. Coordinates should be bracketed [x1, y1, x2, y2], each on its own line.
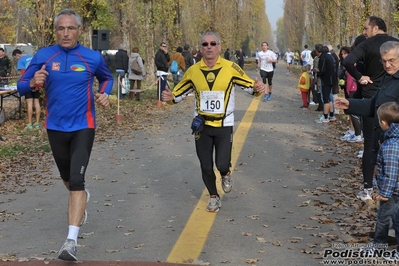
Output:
[315, 116, 329, 124]
[357, 150, 364, 158]
[357, 188, 373, 201]
[340, 132, 353, 141]
[221, 175, 233, 193]
[309, 101, 316, 105]
[329, 116, 337, 122]
[347, 135, 363, 143]
[207, 196, 222, 212]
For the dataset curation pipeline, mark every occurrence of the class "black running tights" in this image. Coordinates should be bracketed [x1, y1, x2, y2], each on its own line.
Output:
[195, 125, 232, 197]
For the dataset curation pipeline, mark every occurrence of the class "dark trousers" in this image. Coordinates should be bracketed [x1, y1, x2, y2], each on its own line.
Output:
[195, 125, 232, 197]
[374, 195, 399, 247]
[362, 116, 375, 188]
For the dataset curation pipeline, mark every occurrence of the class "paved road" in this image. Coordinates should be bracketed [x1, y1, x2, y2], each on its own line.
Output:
[0, 65, 360, 265]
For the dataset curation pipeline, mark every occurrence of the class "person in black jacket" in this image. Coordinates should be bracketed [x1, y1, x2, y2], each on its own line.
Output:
[224, 48, 230, 60]
[182, 44, 194, 70]
[342, 16, 399, 201]
[115, 43, 129, 99]
[101, 50, 111, 70]
[0, 48, 11, 86]
[336, 40, 399, 197]
[315, 44, 336, 124]
[236, 48, 245, 69]
[154, 42, 170, 100]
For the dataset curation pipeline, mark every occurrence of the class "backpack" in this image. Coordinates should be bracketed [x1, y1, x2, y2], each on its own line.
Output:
[130, 57, 142, 75]
[170, 60, 178, 74]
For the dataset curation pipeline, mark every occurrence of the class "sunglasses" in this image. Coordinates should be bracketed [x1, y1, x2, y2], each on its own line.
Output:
[201, 41, 218, 47]
[161, 45, 167, 48]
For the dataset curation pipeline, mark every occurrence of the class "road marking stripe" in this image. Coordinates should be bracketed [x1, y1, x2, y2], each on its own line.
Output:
[166, 95, 261, 263]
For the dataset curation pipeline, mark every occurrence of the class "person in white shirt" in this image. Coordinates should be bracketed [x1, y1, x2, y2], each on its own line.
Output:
[301, 44, 313, 68]
[257, 42, 278, 101]
[284, 48, 294, 75]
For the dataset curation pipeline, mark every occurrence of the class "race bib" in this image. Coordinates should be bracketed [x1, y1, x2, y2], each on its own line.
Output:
[200, 91, 224, 114]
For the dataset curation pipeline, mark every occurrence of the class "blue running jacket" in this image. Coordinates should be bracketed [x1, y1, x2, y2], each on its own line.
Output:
[18, 43, 114, 132]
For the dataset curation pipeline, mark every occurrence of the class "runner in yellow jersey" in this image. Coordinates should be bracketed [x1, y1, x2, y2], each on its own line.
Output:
[162, 32, 265, 212]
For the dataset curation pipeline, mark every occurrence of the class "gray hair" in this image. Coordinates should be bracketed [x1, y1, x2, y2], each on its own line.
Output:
[54, 9, 82, 28]
[380, 41, 399, 54]
[119, 43, 126, 50]
[200, 32, 221, 45]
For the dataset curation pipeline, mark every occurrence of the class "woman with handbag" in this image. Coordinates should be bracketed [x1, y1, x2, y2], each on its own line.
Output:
[128, 47, 146, 101]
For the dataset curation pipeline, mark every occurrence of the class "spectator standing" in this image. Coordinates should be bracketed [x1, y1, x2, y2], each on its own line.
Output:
[161, 32, 266, 213]
[154, 42, 170, 99]
[115, 43, 129, 99]
[309, 50, 318, 106]
[325, 42, 340, 116]
[12, 49, 39, 129]
[342, 16, 399, 201]
[17, 8, 113, 261]
[229, 50, 237, 63]
[338, 46, 363, 143]
[168, 46, 186, 86]
[195, 50, 203, 62]
[128, 47, 146, 101]
[336, 40, 399, 204]
[101, 50, 111, 70]
[0, 48, 11, 86]
[368, 102, 399, 261]
[12, 49, 32, 75]
[182, 44, 194, 70]
[297, 64, 311, 108]
[314, 44, 337, 123]
[294, 50, 301, 65]
[192, 49, 199, 64]
[257, 42, 278, 101]
[236, 48, 245, 69]
[224, 48, 230, 60]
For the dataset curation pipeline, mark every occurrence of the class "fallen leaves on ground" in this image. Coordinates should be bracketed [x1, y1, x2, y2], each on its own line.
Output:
[0, 92, 192, 195]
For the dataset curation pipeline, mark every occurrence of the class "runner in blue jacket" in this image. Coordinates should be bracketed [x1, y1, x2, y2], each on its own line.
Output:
[17, 8, 113, 261]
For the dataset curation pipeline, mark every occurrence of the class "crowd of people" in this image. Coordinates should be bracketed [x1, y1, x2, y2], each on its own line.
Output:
[281, 15, 399, 261]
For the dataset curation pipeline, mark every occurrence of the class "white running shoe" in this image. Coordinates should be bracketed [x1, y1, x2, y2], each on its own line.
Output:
[329, 116, 337, 122]
[58, 239, 77, 261]
[221, 175, 233, 193]
[315, 116, 329, 123]
[207, 196, 222, 212]
[340, 132, 353, 141]
[347, 135, 363, 143]
[357, 188, 373, 201]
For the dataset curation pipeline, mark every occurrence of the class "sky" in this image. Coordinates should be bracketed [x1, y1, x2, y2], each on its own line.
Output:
[265, 0, 284, 30]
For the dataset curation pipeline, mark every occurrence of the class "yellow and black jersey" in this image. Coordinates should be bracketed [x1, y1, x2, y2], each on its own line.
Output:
[171, 56, 256, 127]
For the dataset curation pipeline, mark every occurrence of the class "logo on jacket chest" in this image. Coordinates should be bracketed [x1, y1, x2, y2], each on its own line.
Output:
[52, 62, 60, 71]
[206, 72, 216, 83]
[71, 64, 86, 71]
[51, 63, 86, 72]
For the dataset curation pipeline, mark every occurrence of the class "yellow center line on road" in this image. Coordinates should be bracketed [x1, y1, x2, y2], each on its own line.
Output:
[166, 95, 261, 264]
